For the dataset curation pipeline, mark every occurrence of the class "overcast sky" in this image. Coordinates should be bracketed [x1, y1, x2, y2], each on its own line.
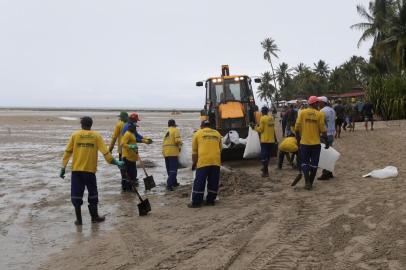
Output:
[0, 0, 371, 109]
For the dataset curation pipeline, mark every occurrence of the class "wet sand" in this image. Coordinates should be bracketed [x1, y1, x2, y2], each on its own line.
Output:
[1, 111, 405, 270]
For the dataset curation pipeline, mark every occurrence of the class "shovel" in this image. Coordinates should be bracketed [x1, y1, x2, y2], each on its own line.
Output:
[131, 185, 151, 216]
[138, 155, 156, 190]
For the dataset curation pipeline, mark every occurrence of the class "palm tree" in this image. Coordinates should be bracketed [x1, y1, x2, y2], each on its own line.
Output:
[256, 71, 275, 105]
[381, 0, 406, 70]
[261, 38, 279, 101]
[313, 60, 330, 78]
[293, 63, 309, 75]
[276, 62, 292, 87]
[351, 0, 394, 72]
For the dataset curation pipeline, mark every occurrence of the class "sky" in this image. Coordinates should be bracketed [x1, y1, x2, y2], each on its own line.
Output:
[0, 0, 372, 109]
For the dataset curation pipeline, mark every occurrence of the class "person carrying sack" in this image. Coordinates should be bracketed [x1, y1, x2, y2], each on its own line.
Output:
[162, 119, 183, 191]
[252, 106, 277, 177]
[60, 116, 124, 225]
[295, 96, 328, 190]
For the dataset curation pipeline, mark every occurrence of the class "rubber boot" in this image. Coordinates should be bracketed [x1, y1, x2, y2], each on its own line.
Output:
[304, 171, 311, 190]
[317, 169, 330, 181]
[74, 207, 82, 226]
[261, 164, 269, 177]
[309, 169, 317, 187]
[88, 204, 105, 223]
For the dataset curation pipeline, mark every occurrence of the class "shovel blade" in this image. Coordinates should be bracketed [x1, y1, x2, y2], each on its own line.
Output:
[143, 175, 156, 190]
[137, 198, 151, 216]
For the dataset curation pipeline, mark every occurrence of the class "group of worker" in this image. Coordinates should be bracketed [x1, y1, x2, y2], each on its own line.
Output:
[60, 93, 361, 225]
[60, 111, 223, 225]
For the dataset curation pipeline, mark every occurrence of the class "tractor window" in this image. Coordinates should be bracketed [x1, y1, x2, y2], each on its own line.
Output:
[212, 83, 223, 104]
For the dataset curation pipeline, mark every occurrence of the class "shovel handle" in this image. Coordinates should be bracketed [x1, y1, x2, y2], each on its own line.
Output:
[132, 184, 144, 202]
[138, 155, 149, 177]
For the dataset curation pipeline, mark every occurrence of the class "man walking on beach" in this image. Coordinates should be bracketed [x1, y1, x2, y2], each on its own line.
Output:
[254, 106, 277, 177]
[318, 96, 336, 180]
[362, 100, 374, 131]
[162, 119, 182, 191]
[189, 120, 222, 208]
[333, 99, 345, 138]
[295, 96, 328, 190]
[60, 116, 124, 225]
[109, 111, 128, 189]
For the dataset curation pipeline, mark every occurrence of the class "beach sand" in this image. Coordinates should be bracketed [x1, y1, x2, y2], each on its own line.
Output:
[1, 111, 405, 270]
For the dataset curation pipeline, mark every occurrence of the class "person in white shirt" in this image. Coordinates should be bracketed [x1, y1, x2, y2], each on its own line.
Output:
[318, 96, 336, 180]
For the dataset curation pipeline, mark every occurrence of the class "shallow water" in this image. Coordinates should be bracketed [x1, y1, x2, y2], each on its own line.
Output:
[0, 110, 200, 270]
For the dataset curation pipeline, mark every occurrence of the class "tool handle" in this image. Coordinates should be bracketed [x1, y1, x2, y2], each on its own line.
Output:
[132, 185, 144, 202]
[138, 155, 149, 177]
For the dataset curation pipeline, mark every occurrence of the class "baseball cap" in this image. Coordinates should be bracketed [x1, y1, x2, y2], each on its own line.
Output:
[129, 112, 140, 122]
[308, 96, 319, 105]
[317, 96, 328, 103]
[117, 111, 128, 118]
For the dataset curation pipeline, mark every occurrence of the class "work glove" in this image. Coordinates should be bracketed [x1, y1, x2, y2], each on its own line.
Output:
[128, 144, 138, 151]
[59, 168, 65, 179]
[112, 158, 125, 169]
[145, 138, 153, 144]
[322, 136, 330, 149]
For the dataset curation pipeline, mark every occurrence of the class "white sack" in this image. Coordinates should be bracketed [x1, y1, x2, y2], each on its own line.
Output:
[178, 146, 191, 168]
[243, 127, 261, 159]
[362, 166, 399, 179]
[318, 143, 340, 172]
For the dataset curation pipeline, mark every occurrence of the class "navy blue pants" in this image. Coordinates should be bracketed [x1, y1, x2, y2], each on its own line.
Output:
[260, 143, 272, 167]
[300, 144, 321, 176]
[119, 154, 126, 180]
[71, 171, 98, 208]
[278, 151, 300, 172]
[165, 156, 178, 188]
[192, 166, 220, 205]
[123, 158, 137, 190]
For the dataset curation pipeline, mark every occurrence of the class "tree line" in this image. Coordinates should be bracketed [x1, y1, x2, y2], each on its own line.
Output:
[257, 0, 406, 119]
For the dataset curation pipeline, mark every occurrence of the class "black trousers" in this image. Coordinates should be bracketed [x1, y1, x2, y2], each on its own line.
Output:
[71, 171, 98, 208]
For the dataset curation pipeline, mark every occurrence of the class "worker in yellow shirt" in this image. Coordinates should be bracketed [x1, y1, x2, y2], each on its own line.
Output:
[162, 119, 182, 191]
[189, 120, 222, 208]
[120, 122, 140, 192]
[60, 116, 124, 226]
[109, 111, 128, 188]
[295, 96, 328, 190]
[253, 106, 277, 177]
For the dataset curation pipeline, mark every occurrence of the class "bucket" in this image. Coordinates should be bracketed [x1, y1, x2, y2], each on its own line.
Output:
[318, 144, 340, 172]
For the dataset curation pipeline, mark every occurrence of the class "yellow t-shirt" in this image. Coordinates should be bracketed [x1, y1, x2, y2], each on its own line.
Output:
[162, 127, 182, 157]
[110, 120, 125, 154]
[192, 128, 222, 169]
[279, 137, 298, 153]
[120, 131, 139, 162]
[255, 115, 276, 143]
[62, 130, 113, 173]
[295, 108, 326, 145]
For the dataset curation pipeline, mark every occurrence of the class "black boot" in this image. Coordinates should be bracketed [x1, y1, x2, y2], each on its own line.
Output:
[88, 204, 105, 223]
[304, 171, 312, 190]
[317, 170, 330, 180]
[74, 207, 82, 226]
[261, 164, 269, 177]
[310, 169, 317, 186]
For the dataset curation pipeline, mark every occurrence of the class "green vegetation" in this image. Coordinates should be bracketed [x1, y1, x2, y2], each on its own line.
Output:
[256, 0, 406, 119]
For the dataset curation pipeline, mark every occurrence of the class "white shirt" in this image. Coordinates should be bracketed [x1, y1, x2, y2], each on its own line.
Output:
[321, 106, 336, 136]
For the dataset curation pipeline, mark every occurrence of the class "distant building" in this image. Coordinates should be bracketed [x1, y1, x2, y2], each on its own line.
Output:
[327, 87, 365, 102]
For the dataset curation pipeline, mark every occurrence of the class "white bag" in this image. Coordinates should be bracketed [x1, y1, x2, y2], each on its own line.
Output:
[318, 144, 340, 172]
[178, 146, 191, 168]
[362, 166, 398, 179]
[243, 127, 261, 159]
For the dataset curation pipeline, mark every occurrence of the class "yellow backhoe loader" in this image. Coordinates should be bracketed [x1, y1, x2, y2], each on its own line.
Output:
[196, 65, 262, 160]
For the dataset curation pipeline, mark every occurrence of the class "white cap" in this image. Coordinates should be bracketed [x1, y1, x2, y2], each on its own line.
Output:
[318, 96, 328, 103]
